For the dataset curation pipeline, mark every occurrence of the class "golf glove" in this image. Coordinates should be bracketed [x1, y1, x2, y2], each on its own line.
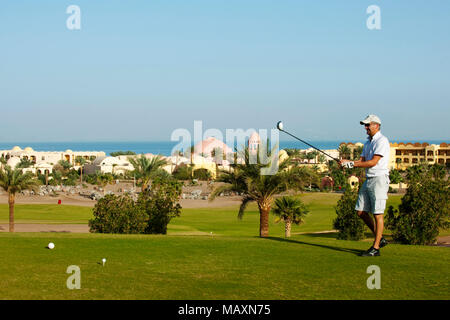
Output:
[343, 161, 354, 169]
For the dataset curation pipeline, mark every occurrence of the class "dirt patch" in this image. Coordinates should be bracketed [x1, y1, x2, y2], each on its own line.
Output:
[0, 194, 97, 207]
[0, 181, 241, 209]
[435, 236, 450, 247]
[0, 223, 90, 233]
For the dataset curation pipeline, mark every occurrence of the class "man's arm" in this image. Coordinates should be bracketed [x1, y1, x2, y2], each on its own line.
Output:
[349, 155, 382, 168]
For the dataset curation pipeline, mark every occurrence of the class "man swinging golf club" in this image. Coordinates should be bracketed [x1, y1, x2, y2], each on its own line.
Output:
[340, 115, 390, 257]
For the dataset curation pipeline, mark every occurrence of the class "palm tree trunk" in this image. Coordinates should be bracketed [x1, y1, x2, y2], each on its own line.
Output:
[259, 206, 270, 238]
[8, 193, 15, 232]
[285, 219, 292, 238]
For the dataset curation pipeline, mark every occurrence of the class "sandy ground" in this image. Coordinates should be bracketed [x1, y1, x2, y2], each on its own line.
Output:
[0, 223, 90, 233]
[0, 193, 242, 209]
[0, 194, 98, 207]
[0, 180, 235, 208]
[0, 192, 242, 233]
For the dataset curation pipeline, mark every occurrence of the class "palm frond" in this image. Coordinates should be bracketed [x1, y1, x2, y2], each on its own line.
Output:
[238, 196, 254, 220]
[208, 184, 235, 202]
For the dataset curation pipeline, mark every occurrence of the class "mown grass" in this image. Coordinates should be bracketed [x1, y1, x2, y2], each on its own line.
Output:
[0, 232, 448, 300]
[0, 204, 93, 224]
[0, 193, 449, 300]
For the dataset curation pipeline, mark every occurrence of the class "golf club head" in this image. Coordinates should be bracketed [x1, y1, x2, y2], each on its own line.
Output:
[276, 121, 284, 131]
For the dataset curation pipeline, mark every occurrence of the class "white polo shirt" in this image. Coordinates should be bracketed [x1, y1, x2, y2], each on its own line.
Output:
[362, 131, 390, 177]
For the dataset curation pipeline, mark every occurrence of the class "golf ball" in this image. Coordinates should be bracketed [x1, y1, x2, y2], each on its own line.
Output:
[48, 242, 55, 249]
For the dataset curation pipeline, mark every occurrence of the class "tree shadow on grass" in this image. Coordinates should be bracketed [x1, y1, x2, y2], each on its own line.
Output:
[265, 236, 365, 256]
[299, 232, 339, 239]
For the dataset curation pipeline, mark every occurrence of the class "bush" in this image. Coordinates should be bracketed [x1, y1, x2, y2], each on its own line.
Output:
[172, 164, 193, 180]
[193, 168, 212, 181]
[140, 177, 182, 234]
[333, 185, 366, 240]
[89, 194, 148, 234]
[388, 186, 397, 193]
[88, 177, 182, 235]
[386, 164, 449, 245]
[110, 151, 136, 157]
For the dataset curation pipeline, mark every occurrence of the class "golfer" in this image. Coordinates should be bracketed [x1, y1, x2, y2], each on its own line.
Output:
[340, 115, 390, 257]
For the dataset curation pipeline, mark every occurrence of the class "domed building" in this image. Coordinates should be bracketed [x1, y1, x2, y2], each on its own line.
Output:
[193, 137, 233, 158]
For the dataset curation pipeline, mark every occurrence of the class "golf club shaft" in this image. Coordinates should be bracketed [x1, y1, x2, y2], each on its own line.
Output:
[280, 130, 340, 162]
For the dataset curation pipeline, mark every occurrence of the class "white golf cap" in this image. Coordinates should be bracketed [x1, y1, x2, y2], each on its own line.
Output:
[360, 114, 381, 125]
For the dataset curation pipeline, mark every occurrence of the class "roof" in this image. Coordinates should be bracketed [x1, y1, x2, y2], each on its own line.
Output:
[193, 137, 233, 156]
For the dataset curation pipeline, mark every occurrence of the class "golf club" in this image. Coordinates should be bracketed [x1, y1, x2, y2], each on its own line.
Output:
[276, 121, 341, 162]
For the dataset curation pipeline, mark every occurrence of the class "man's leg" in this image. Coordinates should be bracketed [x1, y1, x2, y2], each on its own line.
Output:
[356, 210, 375, 235]
[373, 214, 384, 249]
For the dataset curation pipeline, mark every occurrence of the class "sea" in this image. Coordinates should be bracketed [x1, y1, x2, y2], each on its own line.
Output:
[0, 140, 447, 156]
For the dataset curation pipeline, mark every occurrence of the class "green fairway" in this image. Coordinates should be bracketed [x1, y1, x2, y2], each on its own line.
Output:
[0, 204, 94, 224]
[0, 193, 402, 234]
[1, 193, 449, 300]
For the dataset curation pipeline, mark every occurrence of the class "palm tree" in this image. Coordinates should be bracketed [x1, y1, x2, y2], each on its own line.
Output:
[305, 151, 316, 164]
[272, 196, 309, 237]
[210, 146, 306, 237]
[95, 172, 113, 195]
[338, 144, 351, 160]
[75, 156, 87, 184]
[395, 158, 402, 170]
[211, 147, 224, 180]
[353, 145, 364, 160]
[0, 166, 40, 232]
[317, 154, 326, 164]
[17, 158, 33, 168]
[128, 155, 168, 192]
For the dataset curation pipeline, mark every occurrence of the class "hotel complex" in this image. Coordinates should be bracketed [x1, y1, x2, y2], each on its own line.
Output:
[1, 138, 448, 179]
[340, 142, 450, 170]
[0, 146, 105, 175]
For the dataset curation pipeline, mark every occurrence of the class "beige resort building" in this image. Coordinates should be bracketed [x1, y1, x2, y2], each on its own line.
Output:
[0, 146, 105, 175]
[340, 142, 450, 170]
[390, 142, 450, 170]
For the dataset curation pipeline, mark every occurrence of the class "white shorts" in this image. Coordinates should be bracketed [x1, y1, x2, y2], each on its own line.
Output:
[355, 174, 390, 214]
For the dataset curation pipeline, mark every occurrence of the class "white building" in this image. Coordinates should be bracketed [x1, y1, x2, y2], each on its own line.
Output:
[0, 146, 105, 174]
[83, 156, 133, 175]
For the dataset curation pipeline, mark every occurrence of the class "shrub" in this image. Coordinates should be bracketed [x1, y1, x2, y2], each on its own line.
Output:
[388, 186, 397, 193]
[110, 151, 136, 157]
[172, 164, 193, 180]
[89, 177, 183, 235]
[386, 164, 449, 245]
[333, 185, 366, 240]
[140, 177, 182, 234]
[89, 194, 148, 234]
[193, 168, 212, 181]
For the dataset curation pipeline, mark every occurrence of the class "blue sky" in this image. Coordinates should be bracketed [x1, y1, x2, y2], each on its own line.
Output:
[0, 1, 449, 142]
